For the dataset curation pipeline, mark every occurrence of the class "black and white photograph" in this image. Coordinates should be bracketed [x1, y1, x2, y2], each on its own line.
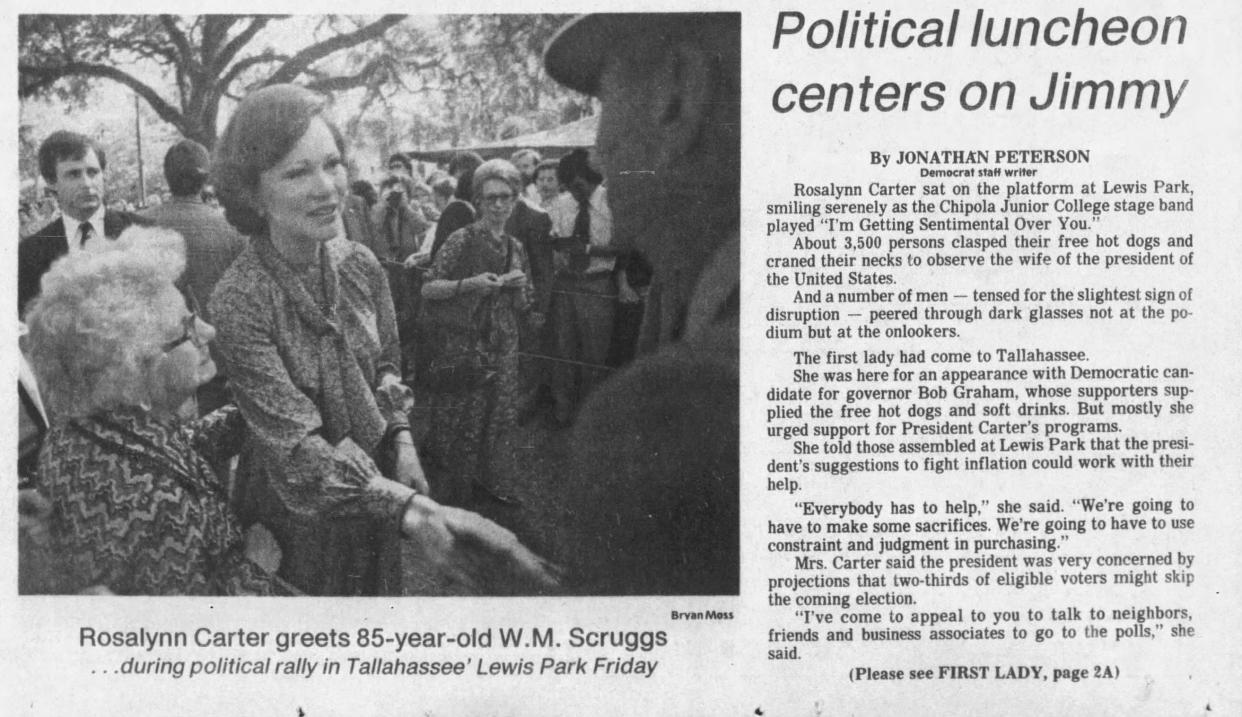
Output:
[16, 13, 739, 598]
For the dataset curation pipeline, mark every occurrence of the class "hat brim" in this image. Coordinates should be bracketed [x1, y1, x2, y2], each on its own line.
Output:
[544, 14, 707, 96]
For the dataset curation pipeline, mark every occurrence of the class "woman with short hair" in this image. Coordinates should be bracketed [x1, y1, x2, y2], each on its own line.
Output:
[25, 227, 288, 595]
[210, 85, 554, 596]
[420, 159, 532, 506]
[430, 151, 484, 259]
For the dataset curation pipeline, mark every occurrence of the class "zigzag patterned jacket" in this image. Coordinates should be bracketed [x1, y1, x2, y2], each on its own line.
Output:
[35, 406, 287, 595]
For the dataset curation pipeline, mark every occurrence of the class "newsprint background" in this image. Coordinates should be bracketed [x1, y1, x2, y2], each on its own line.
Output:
[3, 1, 1241, 715]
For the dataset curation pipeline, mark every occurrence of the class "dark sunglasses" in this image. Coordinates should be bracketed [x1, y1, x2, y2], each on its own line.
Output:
[480, 192, 515, 204]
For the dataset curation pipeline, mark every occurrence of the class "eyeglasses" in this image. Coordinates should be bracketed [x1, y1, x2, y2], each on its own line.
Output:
[479, 192, 515, 205]
[162, 291, 205, 352]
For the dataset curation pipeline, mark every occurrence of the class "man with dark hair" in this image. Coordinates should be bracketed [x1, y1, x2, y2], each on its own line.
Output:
[387, 152, 414, 178]
[350, 179, 379, 210]
[141, 138, 247, 413]
[544, 13, 740, 594]
[532, 158, 563, 211]
[430, 151, 485, 258]
[19, 130, 147, 316]
[430, 176, 456, 213]
[371, 174, 432, 262]
[546, 148, 619, 424]
[142, 139, 246, 317]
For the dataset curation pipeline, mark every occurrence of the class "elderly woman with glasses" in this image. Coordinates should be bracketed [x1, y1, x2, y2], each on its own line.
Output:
[420, 159, 532, 507]
[24, 227, 289, 595]
[209, 86, 554, 596]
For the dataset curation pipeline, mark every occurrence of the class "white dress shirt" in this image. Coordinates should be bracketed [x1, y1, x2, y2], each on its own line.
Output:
[62, 205, 108, 254]
[549, 185, 614, 275]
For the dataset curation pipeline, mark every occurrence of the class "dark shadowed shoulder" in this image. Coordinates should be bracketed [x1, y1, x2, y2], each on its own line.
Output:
[104, 209, 152, 237]
[22, 217, 65, 243]
[562, 336, 739, 595]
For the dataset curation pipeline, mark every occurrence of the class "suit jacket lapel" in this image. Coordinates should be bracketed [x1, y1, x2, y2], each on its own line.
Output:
[44, 218, 69, 256]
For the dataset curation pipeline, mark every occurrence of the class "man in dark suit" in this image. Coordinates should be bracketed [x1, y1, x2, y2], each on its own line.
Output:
[504, 190, 555, 413]
[19, 131, 147, 317]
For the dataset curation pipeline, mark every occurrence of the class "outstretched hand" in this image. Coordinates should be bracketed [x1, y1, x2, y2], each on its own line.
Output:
[401, 495, 561, 595]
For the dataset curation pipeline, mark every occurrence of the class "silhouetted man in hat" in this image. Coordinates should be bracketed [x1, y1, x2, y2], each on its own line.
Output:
[544, 13, 740, 594]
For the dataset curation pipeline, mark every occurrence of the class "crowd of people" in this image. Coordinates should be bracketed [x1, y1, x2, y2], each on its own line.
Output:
[16, 13, 740, 597]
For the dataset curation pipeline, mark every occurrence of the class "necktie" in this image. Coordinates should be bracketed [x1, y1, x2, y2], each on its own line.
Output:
[569, 201, 592, 273]
[387, 206, 402, 257]
[78, 221, 95, 248]
[572, 201, 591, 241]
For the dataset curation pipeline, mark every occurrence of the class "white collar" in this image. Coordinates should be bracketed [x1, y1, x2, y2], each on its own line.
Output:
[62, 205, 108, 248]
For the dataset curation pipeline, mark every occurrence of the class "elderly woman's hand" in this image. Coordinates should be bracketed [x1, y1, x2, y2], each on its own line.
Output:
[500, 269, 527, 288]
[464, 272, 504, 295]
[401, 495, 560, 594]
[403, 251, 432, 270]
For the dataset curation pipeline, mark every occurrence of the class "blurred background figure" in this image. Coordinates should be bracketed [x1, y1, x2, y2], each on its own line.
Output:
[420, 159, 532, 508]
[509, 147, 542, 206]
[532, 158, 564, 211]
[430, 176, 456, 216]
[546, 148, 618, 425]
[350, 179, 379, 210]
[501, 161, 555, 420]
[387, 151, 414, 179]
[141, 138, 247, 414]
[430, 151, 484, 259]
[372, 174, 432, 257]
[370, 173, 433, 375]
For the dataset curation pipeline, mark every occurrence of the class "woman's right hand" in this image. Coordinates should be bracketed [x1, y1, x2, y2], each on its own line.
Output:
[401, 495, 560, 594]
[464, 272, 503, 295]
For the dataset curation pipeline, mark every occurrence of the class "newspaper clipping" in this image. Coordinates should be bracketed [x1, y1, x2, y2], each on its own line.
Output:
[5, 1, 1240, 714]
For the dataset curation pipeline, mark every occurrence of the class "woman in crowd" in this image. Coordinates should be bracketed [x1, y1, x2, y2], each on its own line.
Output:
[533, 158, 564, 211]
[429, 151, 483, 259]
[25, 228, 288, 595]
[209, 84, 554, 595]
[420, 159, 532, 506]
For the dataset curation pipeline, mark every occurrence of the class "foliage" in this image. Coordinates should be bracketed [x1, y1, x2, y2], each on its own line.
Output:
[19, 14, 407, 147]
[430, 14, 588, 144]
[18, 14, 592, 179]
[341, 14, 588, 159]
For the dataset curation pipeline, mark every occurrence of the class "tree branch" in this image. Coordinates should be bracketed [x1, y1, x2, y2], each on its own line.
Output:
[199, 15, 238, 65]
[217, 51, 288, 91]
[20, 62, 185, 128]
[159, 15, 196, 71]
[303, 57, 387, 94]
[211, 16, 275, 75]
[265, 14, 405, 86]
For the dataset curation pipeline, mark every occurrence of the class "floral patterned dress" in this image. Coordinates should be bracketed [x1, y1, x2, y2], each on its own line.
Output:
[422, 221, 532, 505]
[210, 237, 417, 596]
